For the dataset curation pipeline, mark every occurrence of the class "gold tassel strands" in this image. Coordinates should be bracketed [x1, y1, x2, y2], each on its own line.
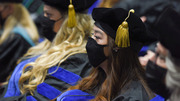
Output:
[115, 9, 135, 48]
[67, 0, 76, 27]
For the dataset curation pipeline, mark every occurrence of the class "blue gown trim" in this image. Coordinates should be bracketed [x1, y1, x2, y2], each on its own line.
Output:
[57, 89, 95, 101]
[12, 26, 35, 46]
[35, 66, 82, 99]
[26, 96, 37, 101]
[88, 0, 101, 14]
[48, 66, 81, 86]
[150, 95, 165, 101]
[37, 83, 61, 100]
[4, 56, 39, 98]
[4, 56, 81, 99]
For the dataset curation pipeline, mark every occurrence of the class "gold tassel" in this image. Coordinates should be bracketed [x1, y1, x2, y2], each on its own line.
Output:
[115, 9, 135, 47]
[67, 0, 76, 27]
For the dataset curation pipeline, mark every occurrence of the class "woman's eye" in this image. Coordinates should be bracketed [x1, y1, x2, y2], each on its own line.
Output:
[95, 36, 101, 39]
[47, 14, 51, 18]
[46, 13, 52, 18]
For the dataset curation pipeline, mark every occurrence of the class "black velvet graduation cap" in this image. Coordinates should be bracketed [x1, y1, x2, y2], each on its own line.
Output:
[42, 0, 97, 12]
[154, 8, 180, 59]
[92, 8, 148, 52]
[0, 0, 22, 3]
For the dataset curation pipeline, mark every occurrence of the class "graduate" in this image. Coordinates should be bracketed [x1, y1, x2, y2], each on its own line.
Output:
[146, 7, 180, 101]
[56, 8, 154, 101]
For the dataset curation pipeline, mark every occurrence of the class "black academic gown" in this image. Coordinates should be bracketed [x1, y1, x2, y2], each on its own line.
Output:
[0, 53, 92, 101]
[97, 80, 150, 101]
[0, 33, 31, 82]
[56, 80, 151, 101]
[112, 80, 150, 101]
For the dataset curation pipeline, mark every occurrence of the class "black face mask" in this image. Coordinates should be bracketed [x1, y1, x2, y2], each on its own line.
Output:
[41, 16, 57, 42]
[146, 60, 170, 99]
[86, 37, 107, 67]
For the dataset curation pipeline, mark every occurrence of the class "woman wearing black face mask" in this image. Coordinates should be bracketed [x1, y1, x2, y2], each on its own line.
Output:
[0, 0, 97, 100]
[0, 0, 39, 85]
[40, 3, 65, 42]
[145, 48, 170, 100]
[146, 62, 169, 101]
[56, 8, 155, 101]
[146, 7, 180, 101]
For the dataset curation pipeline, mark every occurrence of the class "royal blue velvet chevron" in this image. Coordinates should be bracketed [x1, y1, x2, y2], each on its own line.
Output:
[48, 66, 81, 86]
[26, 96, 37, 101]
[37, 83, 61, 100]
[57, 89, 95, 101]
[36, 65, 82, 99]
[150, 95, 165, 101]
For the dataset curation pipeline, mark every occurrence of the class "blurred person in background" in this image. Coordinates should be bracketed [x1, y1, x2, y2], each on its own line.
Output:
[146, 7, 180, 101]
[0, 0, 39, 85]
[111, 0, 180, 72]
[99, 0, 180, 44]
[0, 0, 96, 100]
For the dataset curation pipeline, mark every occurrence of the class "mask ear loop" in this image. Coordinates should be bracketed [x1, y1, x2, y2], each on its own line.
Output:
[55, 16, 64, 22]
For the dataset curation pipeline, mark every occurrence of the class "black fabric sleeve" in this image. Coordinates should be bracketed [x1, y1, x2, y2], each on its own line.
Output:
[0, 34, 31, 82]
[112, 81, 150, 101]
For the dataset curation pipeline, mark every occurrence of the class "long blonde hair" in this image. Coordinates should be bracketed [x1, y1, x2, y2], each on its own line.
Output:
[0, 3, 39, 44]
[22, 39, 52, 58]
[19, 13, 93, 95]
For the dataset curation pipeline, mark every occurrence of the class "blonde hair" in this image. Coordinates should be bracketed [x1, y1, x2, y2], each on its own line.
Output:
[22, 39, 52, 58]
[19, 13, 93, 94]
[0, 3, 39, 44]
[166, 55, 180, 101]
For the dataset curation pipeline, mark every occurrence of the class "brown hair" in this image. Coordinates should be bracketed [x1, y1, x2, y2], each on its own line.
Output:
[98, 0, 120, 8]
[67, 36, 154, 101]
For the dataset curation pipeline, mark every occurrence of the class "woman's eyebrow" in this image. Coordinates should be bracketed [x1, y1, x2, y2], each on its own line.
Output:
[94, 30, 103, 35]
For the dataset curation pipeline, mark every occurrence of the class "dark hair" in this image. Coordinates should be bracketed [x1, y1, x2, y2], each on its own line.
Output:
[106, 36, 146, 98]
[67, 36, 154, 101]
